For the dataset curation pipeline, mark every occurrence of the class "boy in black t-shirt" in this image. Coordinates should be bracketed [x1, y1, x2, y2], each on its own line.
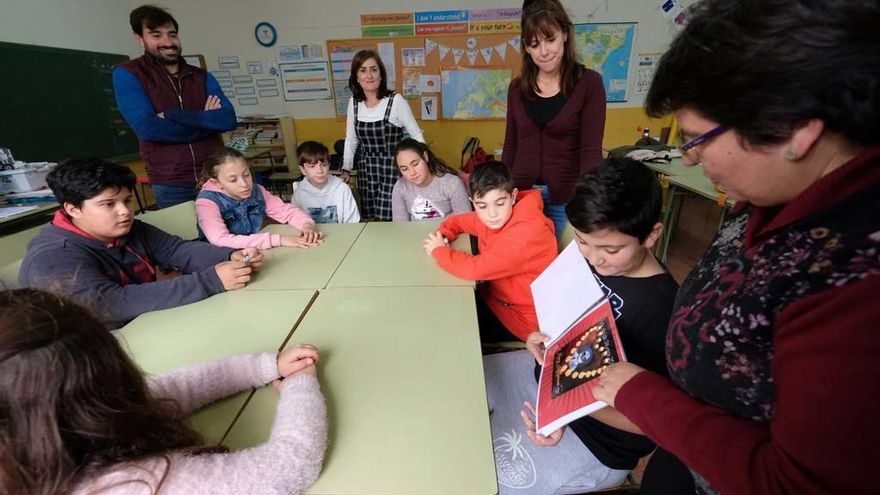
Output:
[483, 157, 694, 495]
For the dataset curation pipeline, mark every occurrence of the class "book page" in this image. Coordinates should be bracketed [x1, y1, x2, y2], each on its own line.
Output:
[530, 240, 605, 340]
[535, 300, 625, 436]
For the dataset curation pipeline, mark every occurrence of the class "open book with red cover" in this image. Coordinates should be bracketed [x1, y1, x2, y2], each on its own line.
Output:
[530, 241, 627, 436]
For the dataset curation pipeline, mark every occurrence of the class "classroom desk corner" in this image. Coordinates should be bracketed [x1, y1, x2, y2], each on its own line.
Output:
[327, 220, 475, 289]
[223, 286, 497, 495]
[242, 222, 365, 291]
[116, 289, 317, 444]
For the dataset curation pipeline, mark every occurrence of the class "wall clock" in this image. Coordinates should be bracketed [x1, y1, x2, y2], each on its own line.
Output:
[255, 22, 277, 48]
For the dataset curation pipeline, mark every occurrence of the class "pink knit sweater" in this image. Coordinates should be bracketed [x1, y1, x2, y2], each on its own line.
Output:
[71, 353, 327, 494]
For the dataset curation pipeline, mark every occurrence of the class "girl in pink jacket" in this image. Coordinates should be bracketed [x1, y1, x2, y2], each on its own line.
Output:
[196, 147, 323, 249]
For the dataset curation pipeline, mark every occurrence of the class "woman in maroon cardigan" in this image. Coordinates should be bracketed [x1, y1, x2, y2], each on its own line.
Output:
[592, 0, 880, 493]
[503, 0, 606, 238]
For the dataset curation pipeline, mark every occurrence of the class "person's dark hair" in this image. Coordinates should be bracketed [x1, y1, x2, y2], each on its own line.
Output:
[394, 138, 459, 178]
[646, 0, 880, 147]
[47, 158, 137, 209]
[202, 146, 248, 184]
[0, 289, 210, 494]
[469, 161, 515, 199]
[519, 0, 583, 99]
[348, 50, 393, 102]
[566, 157, 662, 243]
[129, 5, 179, 35]
[297, 141, 330, 166]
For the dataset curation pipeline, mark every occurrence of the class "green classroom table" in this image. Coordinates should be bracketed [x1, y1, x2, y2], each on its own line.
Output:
[223, 287, 497, 495]
[136, 200, 198, 240]
[243, 223, 365, 291]
[116, 290, 317, 444]
[655, 171, 736, 262]
[643, 157, 705, 177]
[327, 220, 474, 288]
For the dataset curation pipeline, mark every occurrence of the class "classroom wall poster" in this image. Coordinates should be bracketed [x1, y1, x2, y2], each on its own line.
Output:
[361, 12, 415, 37]
[635, 53, 661, 94]
[421, 95, 438, 120]
[218, 56, 240, 69]
[278, 43, 326, 62]
[469, 8, 521, 34]
[279, 61, 332, 101]
[401, 47, 426, 67]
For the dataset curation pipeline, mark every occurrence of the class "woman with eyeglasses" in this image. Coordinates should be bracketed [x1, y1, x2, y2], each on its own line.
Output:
[502, 0, 606, 239]
[592, 0, 880, 493]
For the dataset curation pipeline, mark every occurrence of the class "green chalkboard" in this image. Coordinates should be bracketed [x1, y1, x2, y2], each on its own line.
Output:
[0, 42, 140, 163]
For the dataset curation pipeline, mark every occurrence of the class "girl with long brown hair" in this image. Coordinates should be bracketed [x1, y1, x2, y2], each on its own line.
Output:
[0, 288, 327, 494]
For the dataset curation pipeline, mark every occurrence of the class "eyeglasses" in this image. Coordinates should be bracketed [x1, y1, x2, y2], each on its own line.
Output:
[678, 125, 728, 153]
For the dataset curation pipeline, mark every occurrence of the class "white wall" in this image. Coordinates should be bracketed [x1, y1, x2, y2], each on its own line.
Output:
[0, 0, 139, 56]
[160, 0, 685, 118]
[1, 0, 685, 117]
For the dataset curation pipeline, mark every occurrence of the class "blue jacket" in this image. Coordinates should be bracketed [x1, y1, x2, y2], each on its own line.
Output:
[196, 188, 267, 241]
[113, 55, 237, 184]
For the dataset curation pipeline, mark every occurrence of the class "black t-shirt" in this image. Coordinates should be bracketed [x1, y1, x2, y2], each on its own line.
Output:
[533, 270, 679, 470]
[524, 91, 567, 130]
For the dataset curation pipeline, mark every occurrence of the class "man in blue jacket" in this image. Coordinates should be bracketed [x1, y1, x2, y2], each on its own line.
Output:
[19, 159, 262, 329]
[113, 5, 237, 208]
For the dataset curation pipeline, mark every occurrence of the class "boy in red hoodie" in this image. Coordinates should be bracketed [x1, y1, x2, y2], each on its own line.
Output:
[423, 161, 557, 342]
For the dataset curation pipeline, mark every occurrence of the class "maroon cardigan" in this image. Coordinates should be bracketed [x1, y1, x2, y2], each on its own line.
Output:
[502, 68, 606, 204]
[615, 147, 880, 494]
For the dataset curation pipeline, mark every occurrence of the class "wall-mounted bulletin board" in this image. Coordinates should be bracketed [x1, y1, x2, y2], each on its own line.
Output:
[327, 33, 524, 121]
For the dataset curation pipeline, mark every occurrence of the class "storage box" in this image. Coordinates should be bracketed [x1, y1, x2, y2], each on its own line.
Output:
[0, 163, 55, 195]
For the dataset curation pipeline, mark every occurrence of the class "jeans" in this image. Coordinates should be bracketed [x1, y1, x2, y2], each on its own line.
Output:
[534, 185, 568, 240]
[152, 183, 198, 209]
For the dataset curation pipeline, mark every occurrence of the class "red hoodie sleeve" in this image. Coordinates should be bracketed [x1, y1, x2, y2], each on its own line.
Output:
[614, 277, 880, 493]
[436, 211, 480, 241]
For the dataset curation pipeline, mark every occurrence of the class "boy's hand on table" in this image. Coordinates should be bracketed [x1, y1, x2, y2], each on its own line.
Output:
[274, 344, 320, 391]
[594, 362, 648, 409]
[215, 260, 253, 290]
[526, 331, 550, 365]
[521, 400, 565, 447]
[422, 231, 449, 255]
[231, 247, 263, 270]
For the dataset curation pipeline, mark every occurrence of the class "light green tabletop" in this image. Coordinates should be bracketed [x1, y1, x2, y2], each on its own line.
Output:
[668, 173, 735, 207]
[328, 220, 474, 288]
[116, 290, 317, 444]
[137, 200, 198, 240]
[224, 287, 497, 495]
[243, 223, 365, 290]
[644, 157, 705, 177]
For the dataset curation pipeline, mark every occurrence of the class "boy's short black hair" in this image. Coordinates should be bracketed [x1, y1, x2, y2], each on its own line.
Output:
[297, 141, 330, 166]
[566, 157, 662, 243]
[468, 161, 514, 199]
[130, 5, 178, 35]
[47, 158, 137, 209]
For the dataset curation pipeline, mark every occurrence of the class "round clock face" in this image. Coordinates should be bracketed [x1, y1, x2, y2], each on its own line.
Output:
[255, 22, 277, 47]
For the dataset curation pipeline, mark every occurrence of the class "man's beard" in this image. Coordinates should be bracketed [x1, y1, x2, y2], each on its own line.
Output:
[148, 47, 181, 64]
